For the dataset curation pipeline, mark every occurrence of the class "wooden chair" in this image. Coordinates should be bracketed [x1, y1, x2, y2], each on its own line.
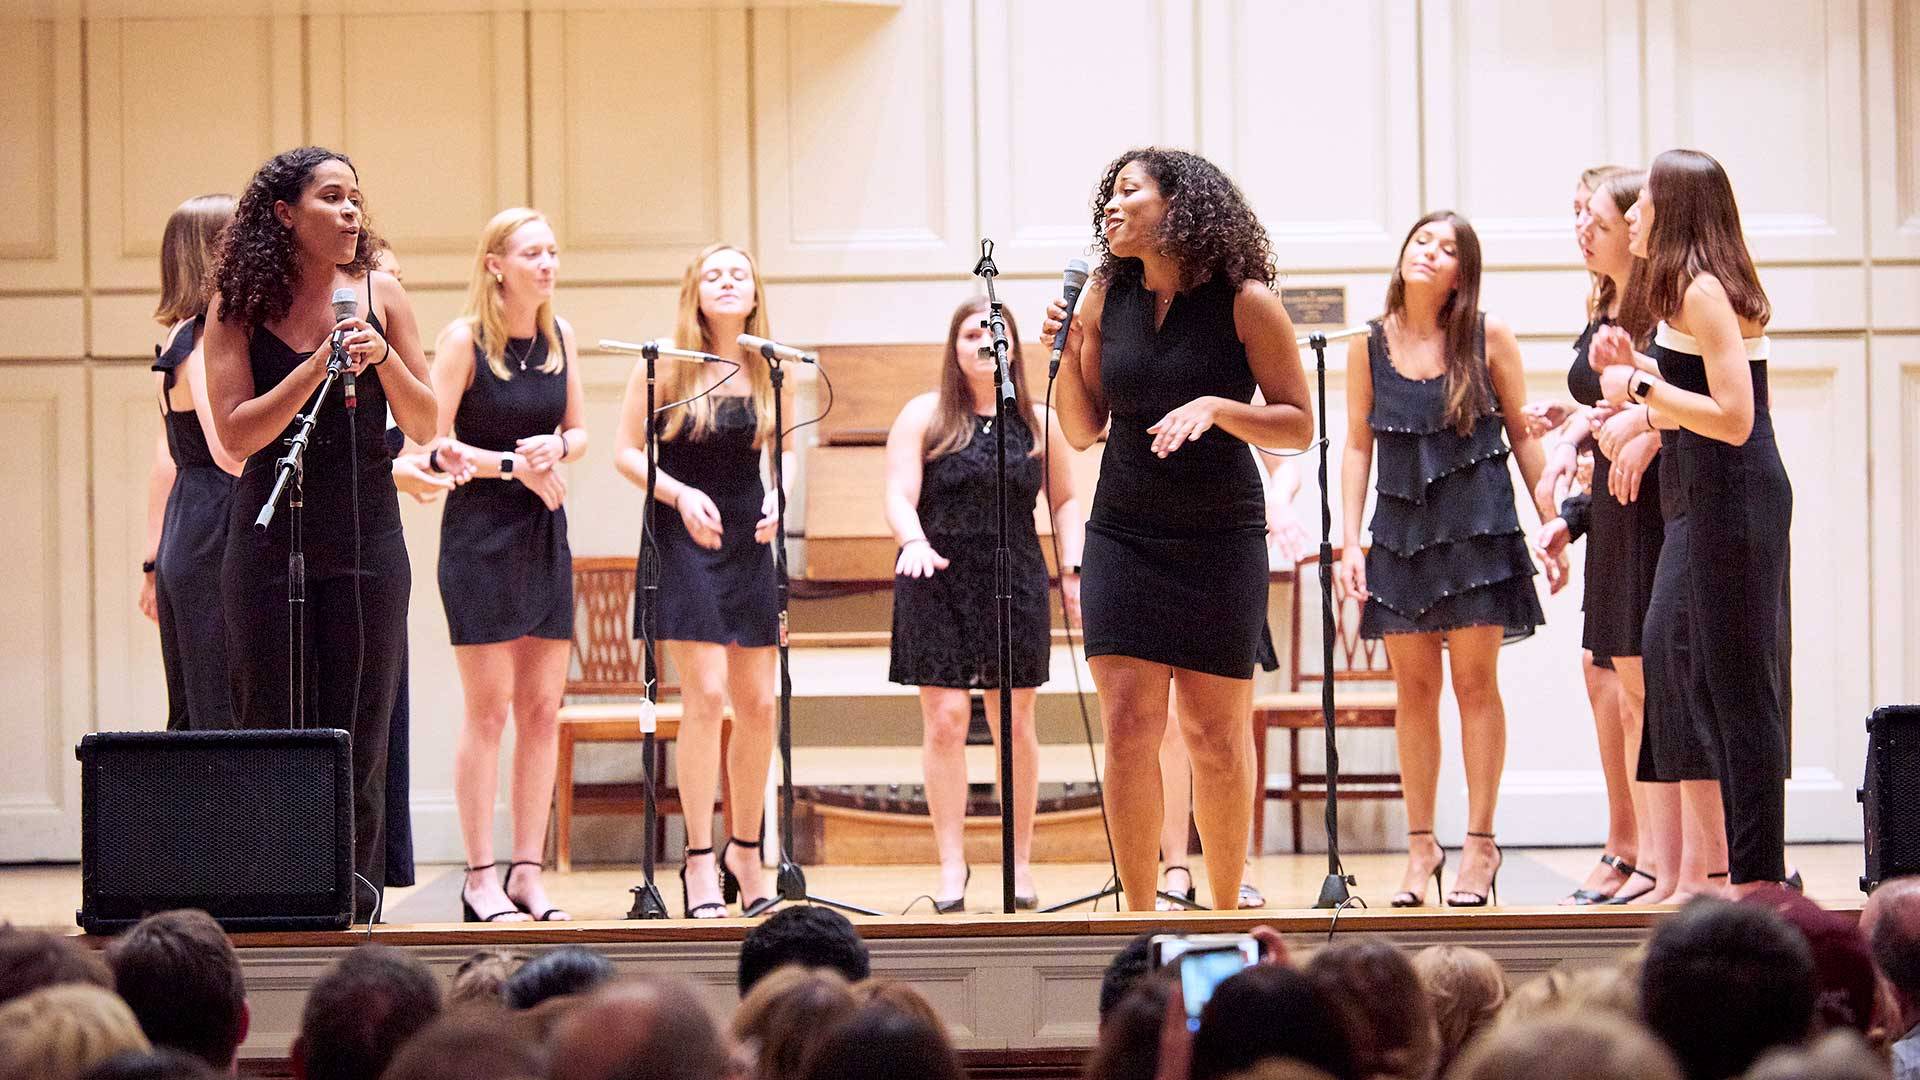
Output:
[1251, 550, 1402, 853]
[553, 556, 729, 871]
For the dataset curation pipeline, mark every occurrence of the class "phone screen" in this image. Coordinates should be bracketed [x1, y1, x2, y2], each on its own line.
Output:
[1152, 936, 1259, 1030]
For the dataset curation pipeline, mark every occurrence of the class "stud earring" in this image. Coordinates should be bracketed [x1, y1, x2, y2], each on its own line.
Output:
[494, 272, 504, 285]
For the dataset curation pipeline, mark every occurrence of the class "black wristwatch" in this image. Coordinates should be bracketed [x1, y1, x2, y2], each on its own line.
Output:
[1632, 375, 1655, 403]
[499, 453, 516, 478]
[141, 559, 156, 574]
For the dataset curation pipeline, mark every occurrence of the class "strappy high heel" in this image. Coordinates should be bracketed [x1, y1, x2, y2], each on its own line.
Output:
[680, 846, 727, 919]
[1446, 832, 1502, 908]
[1155, 865, 1198, 910]
[461, 862, 522, 923]
[934, 866, 971, 915]
[1605, 866, 1660, 905]
[1391, 831, 1446, 908]
[1568, 852, 1638, 905]
[504, 860, 568, 921]
[721, 835, 777, 917]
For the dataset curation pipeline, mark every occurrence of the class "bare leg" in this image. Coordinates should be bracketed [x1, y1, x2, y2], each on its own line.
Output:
[452, 643, 528, 921]
[1089, 656, 1172, 910]
[665, 640, 730, 915]
[1614, 656, 1677, 903]
[1383, 633, 1446, 902]
[1672, 779, 1730, 902]
[1565, 653, 1637, 902]
[1446, 625, 1508, 905]
[721, 644, 777, 906]
[918, 687, 973, 900]
[1157, 720, 1195, 906]
[982, 688, 1040, 899]
[1172, 668, 1254, 911]
[503, 636, 571, 919]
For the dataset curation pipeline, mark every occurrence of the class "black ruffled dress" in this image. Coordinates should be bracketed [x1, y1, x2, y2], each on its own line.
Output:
[1359, 317, 1544, 641]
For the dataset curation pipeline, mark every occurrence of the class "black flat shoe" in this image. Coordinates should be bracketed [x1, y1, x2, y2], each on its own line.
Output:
[721, 834, 777, 917]
[1392, 831, 1446, 908]
[504, 860, 568, 921]
[680, 846, 727, 919]
[461, 862, 521, 923]
[1569, 853, 1638, 905]
[1446, 832, 1502, 908]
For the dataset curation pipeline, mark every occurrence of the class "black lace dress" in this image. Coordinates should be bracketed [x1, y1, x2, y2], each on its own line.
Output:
[1359, 317, 1543, 641]
[889, 413, 1051, 688]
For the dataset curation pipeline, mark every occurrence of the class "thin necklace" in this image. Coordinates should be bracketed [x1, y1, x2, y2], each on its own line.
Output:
[506, 337, 535, 371]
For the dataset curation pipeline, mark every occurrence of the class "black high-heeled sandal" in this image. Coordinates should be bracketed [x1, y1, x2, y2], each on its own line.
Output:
[721, 835, 777, 917]
[1446, 832, 1502, 908]
[461, 862, 522, 923]
[1155, 865, 1198, 910]
[1391, 831, 1447, 908]
[680, 846, 727, 919]
[1568, 852, 1638, 905]
[504, 860, 568, 921]
[934, 866, 971, 915]
[1605, 867, 1660, 905]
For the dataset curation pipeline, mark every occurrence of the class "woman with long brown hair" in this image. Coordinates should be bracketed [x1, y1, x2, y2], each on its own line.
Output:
[883, 296, 1083, 912]
[1591, 148, 1793, 897]
[1337, 210, 1547, 908]
[614, 243, 782, 918]
[430, 208, 587, 923]
[142, 194, 242, 731]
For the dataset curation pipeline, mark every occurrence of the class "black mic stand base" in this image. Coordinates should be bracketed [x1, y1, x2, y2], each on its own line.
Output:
[1314, 872, 1356, 910]
[627, 883, 670, 920]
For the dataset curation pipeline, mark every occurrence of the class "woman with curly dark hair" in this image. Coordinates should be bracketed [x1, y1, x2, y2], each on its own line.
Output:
[1040, 148, 1312, 910]
[203, 147, 442, 917]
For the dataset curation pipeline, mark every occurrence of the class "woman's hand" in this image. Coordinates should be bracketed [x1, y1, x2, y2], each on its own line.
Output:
[1598, 364, 1635, 406]
[1335, 544, 1368, 603]
[1521, 400, 1574, 441]
[138, 569, 158, 622]
[518, 462, 567, 511]
[755, 487, 781, 545]
[1533, 518, 1572, 595]
[1039, 298, 1072, 351]
[1609, 431, 1660, 504]
[1589, 324, 1635, 372]
[392, 453, 455, 503]
[432, 440, 475, 480]
[516, 432, 567, 472]
[678, 487, 724, 550]
[894, 538, 949, 578]
[1596, 404, 1649, 460]
[311, 317, 386, 376]
[1147, 397, 1221, 457]
[1534, 440, 1579, 519]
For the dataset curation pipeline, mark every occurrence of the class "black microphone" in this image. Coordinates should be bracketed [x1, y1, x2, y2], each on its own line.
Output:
[330, 287, 358, 409]
[1048, 258, 1090, 378]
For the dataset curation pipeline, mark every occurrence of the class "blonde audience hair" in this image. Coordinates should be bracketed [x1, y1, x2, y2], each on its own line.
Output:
[154, 194, 235, 326]
[662, 242, 777, 447]
[1447, 1012, 1681, 1080]
[1498, 964, 1638, 1028]
[1413, 946, 1507, 1076]
[1743, 1030, 1891, 1080]
[0, 983, 152, 1080]
[458, 207, 564, 382]
[450, 949, 524, 1008]
[731, 966, 858, 1080]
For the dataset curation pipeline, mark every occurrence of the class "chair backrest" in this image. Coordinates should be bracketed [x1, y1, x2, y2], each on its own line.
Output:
[1287, 550, 1392, 691]
[567, 556, 674, 698]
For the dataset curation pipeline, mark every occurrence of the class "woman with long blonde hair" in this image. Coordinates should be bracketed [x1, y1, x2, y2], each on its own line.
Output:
[430, 207, 587, 922]
[614, 243, 783, 917]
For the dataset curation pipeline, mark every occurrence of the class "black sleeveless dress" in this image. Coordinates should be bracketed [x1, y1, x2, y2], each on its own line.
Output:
[1359, 317, 1543, 641]
[1568, 318, 1665, 659]
[438, 332, 573, 645]
[1081, 275, 1267, 679]
[1640, 323, 1793, 882]
[220, 280, 411, 907]
[642, 395, 778, 646]
[152, 315, 235, 731]
[890, 412, 1050, 688]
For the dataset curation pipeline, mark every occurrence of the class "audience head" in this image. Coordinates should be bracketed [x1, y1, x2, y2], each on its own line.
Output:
[1499, 964, 1638, 1027]
[378, 1011, 547, 1080]
[1085, 970, 1175, 1080]
[738, 907, 870, 994]
[291, 945, 441, 1080]
[0, 983, 151, 1080]
[105, 909, 248, 1070]
[850, 979, 942, 1030]
[1743, 1030, 1891, 1080]
[1303, 938, 1438, 1080]
[1866, 875, 1920, 1033]
[1220, 1063, 1339, 1080]
[795, 1001, 963, 1080]
[732, 966, 858, 1080]
[505, 946, 614, 1010]
[1739, 885, 1877, 1035]
[449, 949, 522, 1008]
[1640, 898, 1816, 1080]
[0, 926, 112, 1007]
[550, 977, 728, 1080]
[1191, 963, 1357, 1080]
[1411, 945, 1505, 1077]
[81, 1049, 221, 1080]
[1099, 934, 1157, 1026]
[1449, 1012, 1682, 1080]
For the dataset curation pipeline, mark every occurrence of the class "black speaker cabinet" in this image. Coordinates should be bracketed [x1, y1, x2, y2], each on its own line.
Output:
[1861, 705, 1920, 893]
[76, 729, 354, 933]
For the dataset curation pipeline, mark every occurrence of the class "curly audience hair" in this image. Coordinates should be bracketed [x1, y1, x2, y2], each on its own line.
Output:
[738, 906, 871, 994]
[210, 146, 384, 330]
[1089, 148, 1276, 294]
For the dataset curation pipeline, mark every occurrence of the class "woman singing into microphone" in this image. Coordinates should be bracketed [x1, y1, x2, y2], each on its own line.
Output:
[204, 147, 441, 917]
[614, 243, 783, 918]
[1042, 148, 1313, 910]
[885, 296, 1083, 912]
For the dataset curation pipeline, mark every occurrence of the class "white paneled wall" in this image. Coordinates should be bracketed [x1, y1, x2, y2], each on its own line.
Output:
[1, 0, 1913, 861]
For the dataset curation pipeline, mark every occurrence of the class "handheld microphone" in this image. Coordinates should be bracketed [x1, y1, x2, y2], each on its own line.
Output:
[1048, 258, 1090, 378]
[330, 287, 358, 409]
[598, 338, 728, 363]
[738, 334, 818, 365]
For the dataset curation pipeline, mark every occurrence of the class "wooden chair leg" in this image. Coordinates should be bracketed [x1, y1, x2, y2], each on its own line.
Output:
[1290, 728, 1305, 856]
[1250, 713, 1268, 854]
[554, 726, 577, 874]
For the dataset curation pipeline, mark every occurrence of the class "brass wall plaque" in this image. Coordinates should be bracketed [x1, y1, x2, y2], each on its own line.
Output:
[1281, 286, 1346, 328]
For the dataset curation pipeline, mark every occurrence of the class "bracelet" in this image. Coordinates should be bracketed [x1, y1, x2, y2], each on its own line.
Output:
[141, 559, 156, 574]
[558, 431, 570, 457]
[428, 448, 444, 473]
[373, 342, 390, 367]
[1644, 408, 1655, 432]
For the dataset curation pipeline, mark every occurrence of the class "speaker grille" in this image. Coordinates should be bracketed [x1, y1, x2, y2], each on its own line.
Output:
[1864, 706, 1920, 891]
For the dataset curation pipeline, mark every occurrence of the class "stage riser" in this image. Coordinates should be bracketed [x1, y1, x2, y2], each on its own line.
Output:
[220, 920, 1655, 1061]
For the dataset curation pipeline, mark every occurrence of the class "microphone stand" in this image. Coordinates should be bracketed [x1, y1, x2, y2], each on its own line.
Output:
[254, 342, 350, 730]
[973, 240, 1019, 915]
[626, 340, 670, 920]
[759, 341, 882, 917]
